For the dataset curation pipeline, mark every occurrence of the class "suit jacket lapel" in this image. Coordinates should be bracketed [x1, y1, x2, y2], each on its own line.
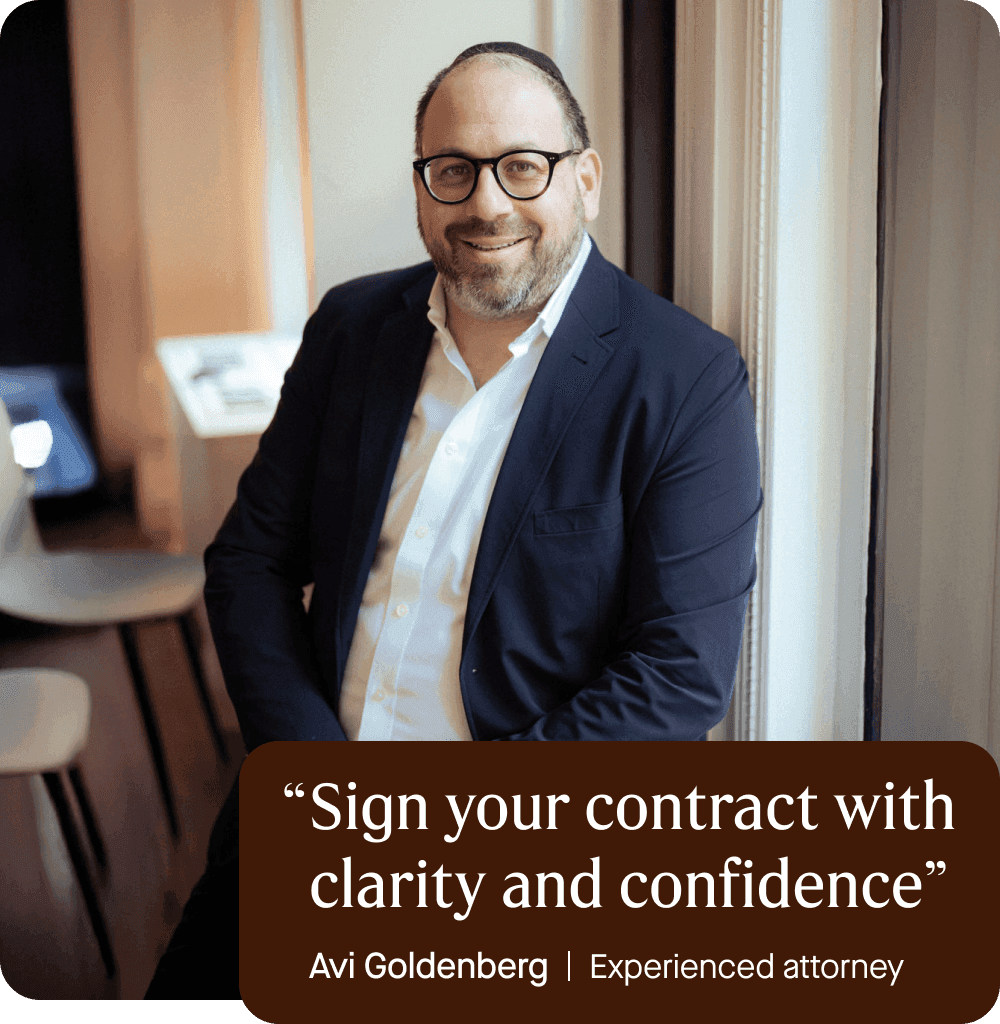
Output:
[463, 244, 621, 649]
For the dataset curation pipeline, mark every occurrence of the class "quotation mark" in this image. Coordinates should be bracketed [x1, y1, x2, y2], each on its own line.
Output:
[924, 860, 946, 875]
[284, 783, 305, 797]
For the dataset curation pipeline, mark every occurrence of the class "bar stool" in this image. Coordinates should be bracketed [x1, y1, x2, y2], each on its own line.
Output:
[0, 398, 230, 843]
[0, 668, 115, 979]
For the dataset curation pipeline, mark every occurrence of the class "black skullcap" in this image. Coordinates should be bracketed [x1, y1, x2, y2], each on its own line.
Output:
[450, 41, 569, 88]
[414, 40, 590, 154]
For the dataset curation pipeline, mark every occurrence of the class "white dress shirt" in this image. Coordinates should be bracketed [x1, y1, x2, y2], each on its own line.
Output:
[339, 233, 592, 740]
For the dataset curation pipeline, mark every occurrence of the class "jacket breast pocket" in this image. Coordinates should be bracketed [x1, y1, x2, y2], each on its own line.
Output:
[520, 496, 626, 667]
[533, 495, 624, 536]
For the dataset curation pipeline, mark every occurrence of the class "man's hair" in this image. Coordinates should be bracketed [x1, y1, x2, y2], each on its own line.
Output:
[414, 41, 591, 157]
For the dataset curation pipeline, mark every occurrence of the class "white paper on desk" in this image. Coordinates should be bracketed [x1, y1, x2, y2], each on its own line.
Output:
[156, 334, 301, 439]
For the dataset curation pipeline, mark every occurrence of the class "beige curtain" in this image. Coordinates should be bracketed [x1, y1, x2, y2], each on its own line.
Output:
[674, 0, 882, 740]
[880, 1, 1000, 759]
[67, 0, 269, 549]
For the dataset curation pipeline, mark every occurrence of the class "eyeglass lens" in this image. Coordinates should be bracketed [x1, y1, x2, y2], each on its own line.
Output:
[424, 152, 552, 201]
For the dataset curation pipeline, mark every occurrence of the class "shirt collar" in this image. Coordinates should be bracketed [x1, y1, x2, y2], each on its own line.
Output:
[427, 233, 593, 359]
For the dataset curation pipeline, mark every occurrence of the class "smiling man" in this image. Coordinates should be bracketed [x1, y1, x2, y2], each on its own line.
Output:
[146, 42, 760, 998]
[204, 41, 760, 750]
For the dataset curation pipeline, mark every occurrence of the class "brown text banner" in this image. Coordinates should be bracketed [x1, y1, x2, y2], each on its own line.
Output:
[240, 741, 999, 1022]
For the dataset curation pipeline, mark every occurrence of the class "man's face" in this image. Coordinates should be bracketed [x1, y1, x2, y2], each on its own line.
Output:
[415, 61, 601, 322]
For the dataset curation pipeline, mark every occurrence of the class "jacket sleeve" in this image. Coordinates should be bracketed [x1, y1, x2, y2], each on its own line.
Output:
[499, 343, 761, 741]
[203, 307, 347, 752]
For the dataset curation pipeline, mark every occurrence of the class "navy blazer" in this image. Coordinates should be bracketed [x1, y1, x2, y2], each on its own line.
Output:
[204, 243, 761, 748]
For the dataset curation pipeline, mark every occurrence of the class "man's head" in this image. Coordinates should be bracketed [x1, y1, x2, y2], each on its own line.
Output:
[413, 43, 601, 322]
[414, 42, 591, 156]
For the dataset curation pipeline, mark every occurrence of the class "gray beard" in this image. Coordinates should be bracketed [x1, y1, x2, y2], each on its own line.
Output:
[417, 201, 585, 321]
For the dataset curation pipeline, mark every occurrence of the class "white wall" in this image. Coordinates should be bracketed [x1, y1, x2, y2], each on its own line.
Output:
[545, 0, 625, 273]
[260, 0, 311, 334]
[301, 0, 624, 300]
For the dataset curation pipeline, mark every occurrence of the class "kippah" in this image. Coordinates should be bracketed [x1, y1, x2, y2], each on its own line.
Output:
[451, 41, 568, 87]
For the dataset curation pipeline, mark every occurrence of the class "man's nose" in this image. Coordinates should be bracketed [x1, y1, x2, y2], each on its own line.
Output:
[466, 165, 515, 218]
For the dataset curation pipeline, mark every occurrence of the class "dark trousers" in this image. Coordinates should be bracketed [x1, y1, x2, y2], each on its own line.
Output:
[145, 778, 240, 999]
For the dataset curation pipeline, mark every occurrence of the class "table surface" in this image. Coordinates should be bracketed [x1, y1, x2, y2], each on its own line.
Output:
[156, 332, 301, 439]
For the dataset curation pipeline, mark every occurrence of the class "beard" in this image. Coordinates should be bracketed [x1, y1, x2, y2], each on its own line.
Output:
[417, 197, 585, 321]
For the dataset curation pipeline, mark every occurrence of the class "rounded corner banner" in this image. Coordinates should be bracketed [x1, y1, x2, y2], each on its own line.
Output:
[239, 740, 1000, 1023]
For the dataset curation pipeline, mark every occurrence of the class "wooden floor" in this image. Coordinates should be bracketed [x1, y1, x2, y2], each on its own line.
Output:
[0, 509, 245, 999]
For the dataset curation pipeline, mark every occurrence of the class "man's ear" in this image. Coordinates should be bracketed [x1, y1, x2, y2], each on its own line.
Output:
[575, 148, 602, 222]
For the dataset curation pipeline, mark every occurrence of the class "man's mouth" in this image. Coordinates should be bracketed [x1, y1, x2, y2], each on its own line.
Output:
[461, 238, 525, 251]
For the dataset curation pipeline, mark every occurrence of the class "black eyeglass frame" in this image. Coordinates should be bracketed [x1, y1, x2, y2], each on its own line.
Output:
[413, 149, 582, 204]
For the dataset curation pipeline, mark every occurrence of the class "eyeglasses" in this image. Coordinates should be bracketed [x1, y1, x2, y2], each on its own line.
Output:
[413, 149, 581, 204]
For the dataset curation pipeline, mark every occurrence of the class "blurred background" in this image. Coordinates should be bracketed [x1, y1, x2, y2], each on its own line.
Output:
[0, 0, 996, 1002]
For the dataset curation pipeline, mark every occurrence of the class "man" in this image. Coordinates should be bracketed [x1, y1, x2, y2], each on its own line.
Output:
[146, 41, 759, 997]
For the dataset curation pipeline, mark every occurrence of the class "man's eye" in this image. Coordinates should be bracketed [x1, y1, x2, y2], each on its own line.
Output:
[438, 162, 471, 178]
[503, 161, 544, 178]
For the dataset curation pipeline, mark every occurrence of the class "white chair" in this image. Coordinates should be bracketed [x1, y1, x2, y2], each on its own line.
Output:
[0, 398, 230, 841]
[0, 668, 115, 979]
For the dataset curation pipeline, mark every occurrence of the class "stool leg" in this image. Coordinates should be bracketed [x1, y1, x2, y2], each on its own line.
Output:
[176, 611, 230, 763]
[117, 623, 180, 839]
[68, 766, 107, 874]
[42, 771, 116, 980]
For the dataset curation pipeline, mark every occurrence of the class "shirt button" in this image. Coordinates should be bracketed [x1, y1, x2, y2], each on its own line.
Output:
[444, 441, 458, 456]
[415, 525, 428, 538]
[394, 603, 409, 618]
[372, 689, 386, 702]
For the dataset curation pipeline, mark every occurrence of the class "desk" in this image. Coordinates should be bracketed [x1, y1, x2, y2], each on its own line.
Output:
[155, 333, 300, 554]
[156, 333, 300, 439]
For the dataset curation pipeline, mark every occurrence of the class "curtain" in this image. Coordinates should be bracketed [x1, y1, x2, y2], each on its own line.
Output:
[879, 0, 1000, 759]
[67, 0, 269, 548]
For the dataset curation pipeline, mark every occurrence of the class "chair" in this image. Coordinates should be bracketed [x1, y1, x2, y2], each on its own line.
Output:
[0, 668, 115, 979]
[0, 398, 230, 842]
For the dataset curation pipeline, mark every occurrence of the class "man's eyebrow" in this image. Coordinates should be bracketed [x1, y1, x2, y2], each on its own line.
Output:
[423, 142, 545, 159]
